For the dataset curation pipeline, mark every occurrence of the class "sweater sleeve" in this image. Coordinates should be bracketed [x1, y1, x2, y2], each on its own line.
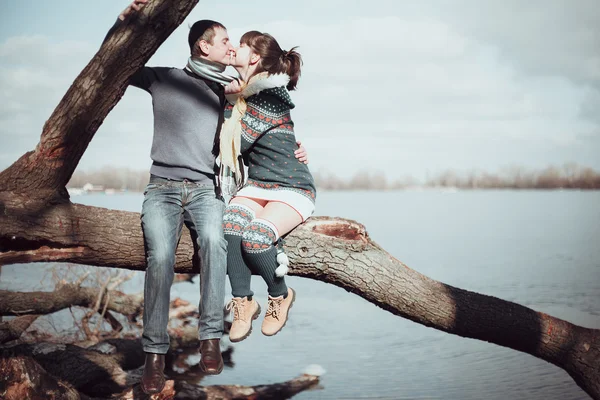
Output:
[101, 18, 157, 93]
[242, 95, 291, 144]
[102, 18, 122, 46]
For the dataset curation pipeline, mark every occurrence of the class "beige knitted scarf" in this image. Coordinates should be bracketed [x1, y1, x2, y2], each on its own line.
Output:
[219, 72, 290, 195]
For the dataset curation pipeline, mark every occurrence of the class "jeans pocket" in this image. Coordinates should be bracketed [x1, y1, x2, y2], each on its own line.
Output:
[144, 183, 166, 195]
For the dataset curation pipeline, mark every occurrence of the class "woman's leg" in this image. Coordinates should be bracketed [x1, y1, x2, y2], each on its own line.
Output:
[240, 202, 302, 297]
[259, 201, 304, 237]
[240, 201, 303, 336]
[224, 197, 266, 298]
[224, 197, 268, 342]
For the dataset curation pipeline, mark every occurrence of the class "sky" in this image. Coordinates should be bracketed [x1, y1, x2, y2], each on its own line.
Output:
[1, 0, 599, 180]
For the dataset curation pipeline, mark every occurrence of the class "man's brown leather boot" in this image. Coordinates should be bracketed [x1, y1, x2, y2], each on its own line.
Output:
[140, 353, 166, 394]
[199, 338, 224, 375]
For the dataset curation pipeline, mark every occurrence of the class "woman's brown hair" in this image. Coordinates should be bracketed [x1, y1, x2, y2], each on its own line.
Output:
[240, 30, 302, 91]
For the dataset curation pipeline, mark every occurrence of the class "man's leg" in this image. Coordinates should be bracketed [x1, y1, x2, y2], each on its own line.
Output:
[185, 184, 227, 374]
[141, 183, 184, 353]
[140, 182, 184, 393]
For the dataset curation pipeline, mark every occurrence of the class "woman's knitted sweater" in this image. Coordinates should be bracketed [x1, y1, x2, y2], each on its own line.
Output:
[224, 81, 316, 204]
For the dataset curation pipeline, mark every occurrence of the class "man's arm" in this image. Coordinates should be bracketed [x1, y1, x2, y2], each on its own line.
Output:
[103, 0, 148, 42]
[119, 0, 148, 21]
[102, 0, 155, 92]
[295, 141, 309, 164]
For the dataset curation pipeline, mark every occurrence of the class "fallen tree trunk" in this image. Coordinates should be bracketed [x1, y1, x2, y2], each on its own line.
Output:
[0, 287, 204, 345]
[1, 207, 599, 398]
[0, 282, 194, 320]
[0, 270, 202, 344]
[107, 374, 319, 400]
[0, 341, 317, 399]
[0, 339, 204, 396]
[0, 355, 80, 400]
[172, 375, 320, 399]
[0, 343, 132, 396]
[0, 284, 143, 318]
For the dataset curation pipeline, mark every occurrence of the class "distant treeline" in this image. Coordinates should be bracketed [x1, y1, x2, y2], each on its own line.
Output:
[68, 164, 600, 192]
[315, 164, 600, 190]
[68, 167, 151, 192]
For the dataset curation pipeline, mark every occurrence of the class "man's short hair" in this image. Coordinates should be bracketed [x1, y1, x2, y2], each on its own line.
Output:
[188, 20, 226, 55]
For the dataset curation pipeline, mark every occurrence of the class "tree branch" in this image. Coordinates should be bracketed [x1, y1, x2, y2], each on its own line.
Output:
[0, 355, 80, 399]
[0, 283, 143, 318]
[0, 0, 199, 196]
[1, 204, 599, 398]
[0, 315, 40, 344]
[173, 374, 320, 399]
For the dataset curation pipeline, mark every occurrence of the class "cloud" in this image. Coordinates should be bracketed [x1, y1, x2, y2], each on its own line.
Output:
[432, 0, 600, 134]
[0, 34, 154, 171]
[0, 36, 93, 158]
[1, 3, 598, 179]
[225, 15, 598, 175]
[433, 0, 600, 85]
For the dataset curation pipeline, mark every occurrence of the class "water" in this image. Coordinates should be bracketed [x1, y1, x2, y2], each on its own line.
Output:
[2, 191, 599, 399]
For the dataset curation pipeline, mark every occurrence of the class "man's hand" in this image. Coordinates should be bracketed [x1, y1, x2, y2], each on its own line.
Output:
[119, 0, 149, 20]
[294, 141, 309, 164]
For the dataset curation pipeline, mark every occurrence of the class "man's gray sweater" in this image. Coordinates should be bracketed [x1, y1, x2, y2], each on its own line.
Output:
[130, 67, 223, 184]
[105, 19, 223, 185]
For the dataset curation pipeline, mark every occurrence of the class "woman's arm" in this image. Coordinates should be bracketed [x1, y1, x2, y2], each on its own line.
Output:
[224, 79, 243, 104]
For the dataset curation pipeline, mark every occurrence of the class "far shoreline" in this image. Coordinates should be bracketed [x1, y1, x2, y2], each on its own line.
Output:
[67, 186, 600, 196]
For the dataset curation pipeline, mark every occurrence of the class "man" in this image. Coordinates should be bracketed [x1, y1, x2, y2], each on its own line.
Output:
[105, 1, 307, 394]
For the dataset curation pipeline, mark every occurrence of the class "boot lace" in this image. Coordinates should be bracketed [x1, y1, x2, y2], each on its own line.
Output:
[265, 297, 283, 320]
[226, 298, 242, 321]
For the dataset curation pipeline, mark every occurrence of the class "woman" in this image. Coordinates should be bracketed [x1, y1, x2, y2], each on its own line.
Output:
[220, 31, 316, 342]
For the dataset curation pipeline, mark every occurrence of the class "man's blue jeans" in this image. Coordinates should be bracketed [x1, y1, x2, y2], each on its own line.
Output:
[140, 175, 227, 354]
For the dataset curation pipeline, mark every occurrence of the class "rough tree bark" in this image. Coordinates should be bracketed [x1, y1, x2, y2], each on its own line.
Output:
[0, 286, 209, 345]
[1, 342, 138, 396]
[0, 0, 597, 399]
[0, 284, 143, 318]
[0, 316, 40, 344]
[0, 355, 80, 400]
[0, 0, 198, 198]
[0, 340, 317, 399]
[172, 375, 320, 400]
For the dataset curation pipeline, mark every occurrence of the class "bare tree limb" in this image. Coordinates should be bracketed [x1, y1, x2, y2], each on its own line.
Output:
[0, 346, 319, 399]
[0, 284, 143, 318]
[173, 273, 197, 284]
[103, 311, 124, 334]
[2, 211, 598, 398]
[0, 355, 79, 400]
[0, 315, 40, 344]
[1, 339, 316, 399]
[0, 343, 130, 396]
[172, 374, 320, 399]
[0, 0, 199, 198]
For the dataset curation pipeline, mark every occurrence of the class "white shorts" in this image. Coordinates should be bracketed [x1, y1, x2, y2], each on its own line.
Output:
[235, 185, 315, 221]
